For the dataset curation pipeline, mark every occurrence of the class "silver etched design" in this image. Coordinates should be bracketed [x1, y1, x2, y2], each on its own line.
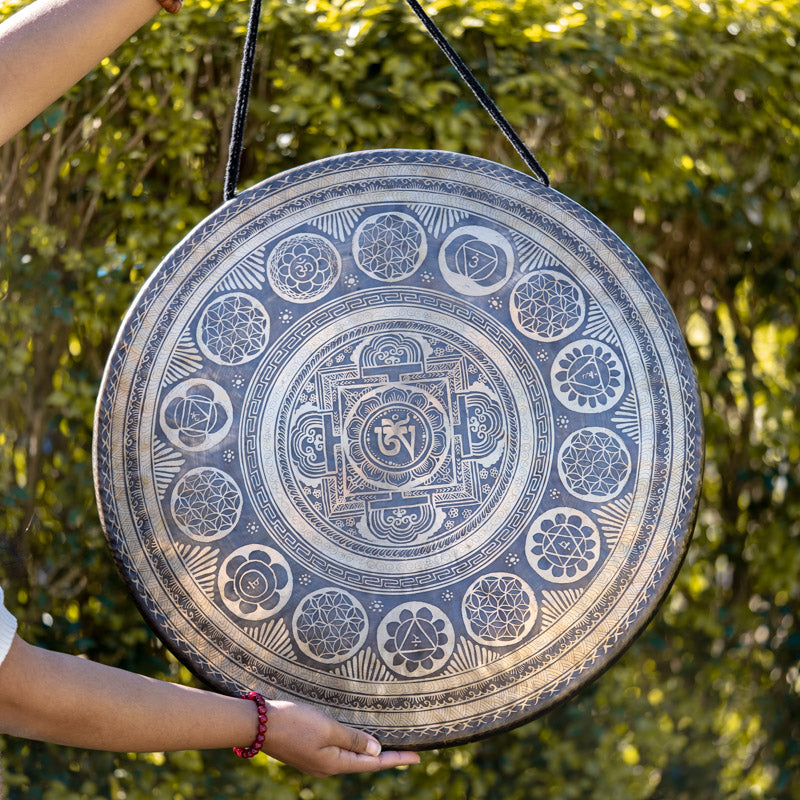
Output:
[377, 603, 455, 676]
[197, 292, 269, 365]
[342, 384, 451, 491]
[558, 427, 632, 502]
[526, 508, 601, 583]
[267, 233, 341, 303]
[218, 545, 292, 621]
[171, 467, 242, 541]
[159, 379, 233, 451]
[95, 150, 703, 749]
[510, 270, 586, 341]
[551, 339, 625, 412]
[292, 588, 368, 664]
[246, 298, 552, 592]
[439, 226, 514, 296]
[462, 573, 537, 646]
[353, 212, 427, 282]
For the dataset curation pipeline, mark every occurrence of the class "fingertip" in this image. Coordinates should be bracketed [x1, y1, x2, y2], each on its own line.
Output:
[365, 738, 381, 757]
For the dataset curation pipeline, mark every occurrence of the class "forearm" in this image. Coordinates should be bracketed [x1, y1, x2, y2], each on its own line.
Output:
[0, 0, 162, 146]
[0, 635, 256, 751]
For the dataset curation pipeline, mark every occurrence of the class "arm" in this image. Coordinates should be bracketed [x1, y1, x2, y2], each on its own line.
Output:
[0, 635, 420, 776]
[0, 0, 162, 146]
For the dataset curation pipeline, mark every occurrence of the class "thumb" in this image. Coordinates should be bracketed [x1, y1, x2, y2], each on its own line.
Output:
[335, 722, 382, 757]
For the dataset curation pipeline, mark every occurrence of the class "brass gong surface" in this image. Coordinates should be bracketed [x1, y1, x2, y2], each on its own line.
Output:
[93, 150, 703, 748]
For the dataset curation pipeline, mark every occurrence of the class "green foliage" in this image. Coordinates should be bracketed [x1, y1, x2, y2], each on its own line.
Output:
[1, 0, 798, 797]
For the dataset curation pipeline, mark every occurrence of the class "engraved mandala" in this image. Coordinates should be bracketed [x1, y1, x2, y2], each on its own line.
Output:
[510, 270, 586, 341]
[171, 467, 242, 541]
[353, 212, 426, 282]
[558, 427, 632, 502]
[526, 508, 601, 583]
[197, 292, 270, 365]
[292, 588, 368, 664]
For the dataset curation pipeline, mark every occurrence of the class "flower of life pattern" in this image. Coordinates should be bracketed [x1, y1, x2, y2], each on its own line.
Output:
[462, 572, 537, 646]
[197, 292, 270, 365]
[218, 545, 293, 621]
[510, 270, 586, 342]
[551, 339, 625, 412]
[558, 427, 632, 502]
[525, 508, 601, 583]
[377, 603, 455, 677]
[171, 467, 242, 541]
[353, 212, 427, 282]
[292, 589, 369, 664]
[267, 233, 341, 303]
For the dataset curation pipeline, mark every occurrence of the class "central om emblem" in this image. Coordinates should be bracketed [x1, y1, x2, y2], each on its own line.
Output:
[375, 415, 417, 458]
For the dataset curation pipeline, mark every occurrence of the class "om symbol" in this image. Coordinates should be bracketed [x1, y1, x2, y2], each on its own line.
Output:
[374, 414, 417, 460]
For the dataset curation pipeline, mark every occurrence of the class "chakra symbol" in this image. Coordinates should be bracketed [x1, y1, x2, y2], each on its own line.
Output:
[218, 545, 293, 621]
[353, 212, 427, 282]
[292, 589, 368, 664]
[197, 292, 270, 365]
[558, 427, 632, 502]
[267, 233, 341, 303]
[377, 603, 454, 677]
[462, 573, 538, 646]
[159, 379, 233, 451]
[551, 339, 625, 412]
[343, 384, 450, 490]
[510, 270, 586, 342]
[439, 226, 514, 296]
[526, 508, 601, 583]
[171, 467, 242, 541]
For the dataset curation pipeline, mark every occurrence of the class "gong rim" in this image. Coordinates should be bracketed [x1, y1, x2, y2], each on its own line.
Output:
[93, 149, 703, 748]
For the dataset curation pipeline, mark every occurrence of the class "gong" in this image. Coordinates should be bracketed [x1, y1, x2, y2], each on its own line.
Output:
[93, 149, 703, 748]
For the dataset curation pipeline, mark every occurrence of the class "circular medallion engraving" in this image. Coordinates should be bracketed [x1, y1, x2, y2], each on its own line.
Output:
[218, 545, 293, 621]
[342, 384, 451, 491]
[159, 379, 233, 451]
[353, 212, 427, 281]
[462, 572, 538, 646]
[171, 467, 242, 541]
[526, 508, 601, 583]
[510, 270, 586, 341]
[267, 233, 341, 303]
[558, 427, 632, 502]
[551, 339, 625, 412]
[377, 603, 455, 677]
[197, 292, 270, 365]
[439, 225, 514, 295]
[292, 588, 368, 664]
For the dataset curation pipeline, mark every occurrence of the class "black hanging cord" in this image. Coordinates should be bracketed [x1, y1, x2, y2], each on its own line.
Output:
[223, 0, 549, 200]
[223, 0, 263, 202]
[402, 0, 549, 186]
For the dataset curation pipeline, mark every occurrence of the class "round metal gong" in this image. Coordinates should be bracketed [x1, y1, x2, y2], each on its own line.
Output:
[93, 149, 703, 748]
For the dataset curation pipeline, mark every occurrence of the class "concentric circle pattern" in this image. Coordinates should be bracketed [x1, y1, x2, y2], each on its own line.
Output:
[95, 149, 702, 749]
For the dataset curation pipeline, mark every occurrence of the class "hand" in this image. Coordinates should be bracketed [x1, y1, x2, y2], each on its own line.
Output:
[263, 700, 421, 777]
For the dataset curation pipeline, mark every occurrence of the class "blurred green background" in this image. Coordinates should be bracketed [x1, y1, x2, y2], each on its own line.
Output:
[1, 0, 798, 797]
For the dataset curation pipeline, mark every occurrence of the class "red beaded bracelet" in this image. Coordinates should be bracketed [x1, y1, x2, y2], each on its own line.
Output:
[156, 0, 182, 14]
[233, 691, 268, 759]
